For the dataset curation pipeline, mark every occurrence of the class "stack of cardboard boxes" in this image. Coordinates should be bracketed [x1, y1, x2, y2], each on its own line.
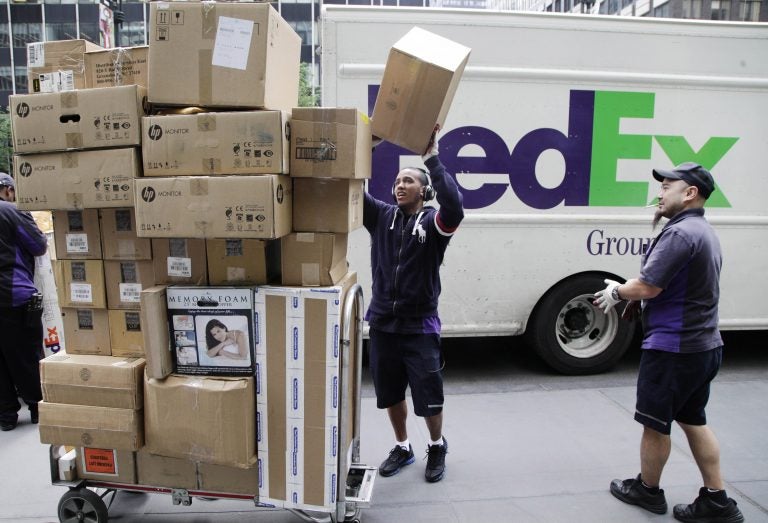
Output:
[9, 2, 366, 513]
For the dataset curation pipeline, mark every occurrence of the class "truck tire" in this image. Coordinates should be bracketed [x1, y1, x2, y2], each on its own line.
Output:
[526, 274, 636, 375]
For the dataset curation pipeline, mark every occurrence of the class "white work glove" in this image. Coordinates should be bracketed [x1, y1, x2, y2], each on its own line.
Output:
[593, 279, 623, 314]
[422, 127, 440, 162]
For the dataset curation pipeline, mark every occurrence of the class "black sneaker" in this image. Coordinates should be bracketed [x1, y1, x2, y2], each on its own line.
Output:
[424, 437, 448, 483]
[673, 488, 745, 523]
[379, 444, 415, 477]
[29, 403, 39, 424]
[610, 474, 668, 514]
[0, 420, 17, 432]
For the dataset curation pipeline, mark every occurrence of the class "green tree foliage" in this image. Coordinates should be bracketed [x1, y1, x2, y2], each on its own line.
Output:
[298, 62, 321, 107]
[0, 111, 11, 174]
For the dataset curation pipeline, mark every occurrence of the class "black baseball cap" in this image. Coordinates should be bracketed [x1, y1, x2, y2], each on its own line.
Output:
[0, 172, 14, 189]
[652, 162, 715, 199]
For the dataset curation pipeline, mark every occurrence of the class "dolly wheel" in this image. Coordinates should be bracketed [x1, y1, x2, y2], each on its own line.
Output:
[58, 487, 109, 523]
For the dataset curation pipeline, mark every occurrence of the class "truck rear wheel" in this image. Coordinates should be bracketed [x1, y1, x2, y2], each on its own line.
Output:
[526, 275, 635, 375]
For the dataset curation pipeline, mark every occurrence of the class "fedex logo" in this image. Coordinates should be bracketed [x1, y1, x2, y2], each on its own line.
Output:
[369, 87, 736, 210]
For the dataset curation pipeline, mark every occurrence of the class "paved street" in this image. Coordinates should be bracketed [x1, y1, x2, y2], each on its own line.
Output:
[2, 332, 767, 523]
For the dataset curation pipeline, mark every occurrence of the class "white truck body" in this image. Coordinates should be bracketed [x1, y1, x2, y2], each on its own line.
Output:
[320, 6, 768, 373]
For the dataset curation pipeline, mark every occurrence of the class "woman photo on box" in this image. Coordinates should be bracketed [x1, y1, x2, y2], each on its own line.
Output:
[205, 319, 248, 361]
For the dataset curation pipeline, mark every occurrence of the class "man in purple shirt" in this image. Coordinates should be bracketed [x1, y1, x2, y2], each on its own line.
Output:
[0, 172, 48, 431]
[594, 163, 743, 523]
[364, 131, 464, 483]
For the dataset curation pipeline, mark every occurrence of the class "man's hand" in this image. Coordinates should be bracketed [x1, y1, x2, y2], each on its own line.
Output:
[422, 125, 440, 161]
[593, 279, 623, 314]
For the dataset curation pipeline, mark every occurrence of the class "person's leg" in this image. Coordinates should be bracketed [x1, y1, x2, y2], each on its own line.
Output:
[0, 311, 25, 429]
[387, 400, 408, 442]
[424, 411, 443, 442]
[640, 425, 671, 487]
[678, 422, 723, 489]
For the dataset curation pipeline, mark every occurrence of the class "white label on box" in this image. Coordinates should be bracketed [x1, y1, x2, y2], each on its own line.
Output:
[39, 70, 75, 93]
[66, 233, 89, 254]
[27, 42, 45, 68]
[70, 283, 93, 303]
[212, 16, 253, 71]
[119, 283, 142, 303]
[167, 257, 192, 278]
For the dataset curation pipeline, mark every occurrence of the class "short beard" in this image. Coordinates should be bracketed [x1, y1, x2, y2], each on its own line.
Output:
[652, 209, 664, 231]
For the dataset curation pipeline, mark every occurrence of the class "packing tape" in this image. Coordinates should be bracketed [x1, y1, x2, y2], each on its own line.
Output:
[60, 91, 78, 108]
[201, 158, 221, 174]
[301, 264, 320, 286]
[295, 233, 315, 243]
[190, 178, 209, 197]
[201, 2, 217, 40]
[199, 49, 213, 106]
[197, 114, 216, 132]
[66, 193, 83, 209]
[61, 152, 78, 169]
[112, 48, 129, 86]
[65, 133, 83, 149]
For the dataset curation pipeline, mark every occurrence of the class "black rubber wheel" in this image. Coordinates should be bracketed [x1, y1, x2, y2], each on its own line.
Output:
[525, 274, 636, 375]
[58, 488, 109, 523]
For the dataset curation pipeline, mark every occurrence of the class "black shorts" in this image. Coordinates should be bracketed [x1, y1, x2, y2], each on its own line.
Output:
[368, 328, 444, 417]
[634, 347, 722, 435]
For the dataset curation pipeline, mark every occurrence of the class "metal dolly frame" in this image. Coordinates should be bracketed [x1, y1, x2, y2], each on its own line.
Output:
[50, 284, 376, 523]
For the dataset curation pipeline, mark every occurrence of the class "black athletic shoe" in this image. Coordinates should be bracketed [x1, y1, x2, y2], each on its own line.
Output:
[379, 445, 415, 477]
[610, 474, 668, 514]
[0, 420, 17, 432]
[29, 403, 39, 424]
[424, 437, 448, 483]
[673, 488, 745, 523]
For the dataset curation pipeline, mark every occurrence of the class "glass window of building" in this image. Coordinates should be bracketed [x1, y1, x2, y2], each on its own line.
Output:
[711, 0, 731, 18]
[0, 66, 12, 91]
[683, 0, 703, 17]
[739, 0, 760, 20]
[654, 1, 671, 15]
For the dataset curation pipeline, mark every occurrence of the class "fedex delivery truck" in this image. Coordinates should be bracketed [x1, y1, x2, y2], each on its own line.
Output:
[320, 6, 768, 374]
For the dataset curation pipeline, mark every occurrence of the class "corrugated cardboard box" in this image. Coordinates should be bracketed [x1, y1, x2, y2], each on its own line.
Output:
[142, 111, 290, 176]
[206, 239, 279, 285]
[134, 175, 292, 239]
[61, 308, 111, 356]
[84, 46, 149, 89]
[166, 287, 255, 376]
[26, 39, 103, 94]
[152, 239, 208, 285]
[39, 402, 143, 451]
[140, 286, 173, 380]
[372, 27, 471, 154]
[14, 148, 140, 211]
[10, 86, 146, 154]
[198, 461, 259, 495]
[290, 108, 371, 179]
[76, 447, 137, 484]
[40, 353, 144, 409]
[55, 259, 107, 309]
[292, 179, 363, 233]
[108, 309, 145, 358]
[103, 260, 155, 310]
[52, 210, 102, 259]
[136, 450, 197, 489]
[254, 272, 357, 510]
[100, 208, 152, 260]
[144, 375, 256, 468]
[148, 2, 300, 110]
[281, 233, 348, 287]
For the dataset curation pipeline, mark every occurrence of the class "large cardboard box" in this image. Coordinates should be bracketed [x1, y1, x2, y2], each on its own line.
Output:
[371, 27, 471, 154]
[40, 353, 144, 409]
[61, 308, 111, 356]
[148, 2, 300, 110]
[254, 273, 357, 510]
[84, 46, 149, 89]
[99, 208, 152, 260]
[140, 286, 173, 380]
[206, 239, 279, 285]
[144, 375, 256, 468]
[76, 447, 136, 484]
[55, 259, 106, 309]
[281, 233, 348, 287]
[290, 108, 371, 179]
[10, 86, 146, 154]
[134, 175, 292, 239]
[14, 148, 140, 211]
[292, 179, 363, 233]
[136, 450, 197, 489]
[142, 111, 290, 176]
[198, 461, 259, 495]
[108, 309, 145, 358]
[166, 287, 254, 376]
[26, 39, 103, 94]
[103, 260, 155, 310]
[52, 210, 102, 259]
[39, 402, 143, 451]
[152, 239, 208, 285]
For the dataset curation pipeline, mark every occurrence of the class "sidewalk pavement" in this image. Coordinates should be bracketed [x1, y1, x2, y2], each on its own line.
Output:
[2, 380, 766, 522]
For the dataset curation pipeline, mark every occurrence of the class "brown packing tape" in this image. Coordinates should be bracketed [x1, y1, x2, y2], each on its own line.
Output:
[66, 193, 84, 209]
[190, 178, 209, 197]
[199, 49, 213, 106]
[62, 153, 79, 169]
[201, 2, 217, 40]
[61, 91, 78, 108]
[201, 159, 221, 174]
[66, 133, 83, 149]
[197, 114, 217, 132]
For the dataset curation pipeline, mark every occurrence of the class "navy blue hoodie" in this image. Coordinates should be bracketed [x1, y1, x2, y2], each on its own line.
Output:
[363, 156, 464, 320]
[0, 202, 47, 308]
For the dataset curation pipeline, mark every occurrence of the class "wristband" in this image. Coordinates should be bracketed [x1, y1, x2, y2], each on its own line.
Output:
[611, 285, 622, 301]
